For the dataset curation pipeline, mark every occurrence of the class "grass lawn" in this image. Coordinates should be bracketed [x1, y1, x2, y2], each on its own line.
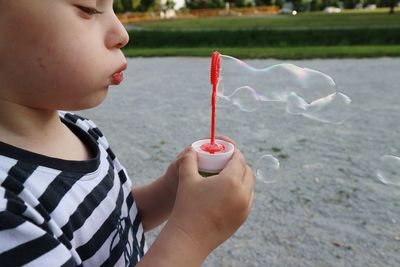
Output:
[122, 45, 400, 59]
[128, 10, 400, 30]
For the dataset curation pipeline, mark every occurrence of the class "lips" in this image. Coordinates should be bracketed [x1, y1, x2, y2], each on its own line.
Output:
[111, 63, 127, 85]
[111, 72, 124, 85]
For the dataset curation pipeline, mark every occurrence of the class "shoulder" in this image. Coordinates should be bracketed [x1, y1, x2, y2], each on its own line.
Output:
[59, 111, 112, 152]
[59, 112, 125, 175]
[59, 111, 105, 140]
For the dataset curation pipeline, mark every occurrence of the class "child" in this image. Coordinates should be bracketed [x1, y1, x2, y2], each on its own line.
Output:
[0, 1, 254, 266]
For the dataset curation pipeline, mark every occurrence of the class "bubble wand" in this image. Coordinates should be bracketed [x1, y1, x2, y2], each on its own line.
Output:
[191, 51, 234, 176]
[210, 51, 220, 150]
[200, 51, 225, 154]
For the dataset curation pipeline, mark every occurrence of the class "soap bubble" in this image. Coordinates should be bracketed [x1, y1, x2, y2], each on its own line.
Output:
[376, 155, 400, 186]
[211, 54, 352, 185]
[217, 55, 351, 124]
[255, 154, 280, 184]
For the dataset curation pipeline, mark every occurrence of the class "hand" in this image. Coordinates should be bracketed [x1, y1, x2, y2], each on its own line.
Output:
[167, 146, 254, 257]
[163, 135, 236, 206]
[134, 136, 237, 232]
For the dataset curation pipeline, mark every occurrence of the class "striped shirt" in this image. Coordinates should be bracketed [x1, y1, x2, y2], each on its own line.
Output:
[0, 112, 146, 266]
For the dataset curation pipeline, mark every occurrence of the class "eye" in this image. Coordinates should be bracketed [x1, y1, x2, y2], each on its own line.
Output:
[76, 5, 103, 15]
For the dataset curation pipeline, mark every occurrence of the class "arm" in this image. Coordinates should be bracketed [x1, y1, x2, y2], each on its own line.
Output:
[136, 221, 207, 266]
[132, 173, 176, 232]
[133, 147, 192, 232]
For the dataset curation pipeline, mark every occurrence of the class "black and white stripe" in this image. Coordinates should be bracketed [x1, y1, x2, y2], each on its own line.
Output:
[0, 112, 146, 266]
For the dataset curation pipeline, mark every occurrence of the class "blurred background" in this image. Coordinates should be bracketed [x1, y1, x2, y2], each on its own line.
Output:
[113, 0, 400, 58]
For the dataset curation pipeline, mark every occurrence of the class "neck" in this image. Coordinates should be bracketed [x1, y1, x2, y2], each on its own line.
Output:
[0, 99, 92, 161]
[0, 99, 62, 141]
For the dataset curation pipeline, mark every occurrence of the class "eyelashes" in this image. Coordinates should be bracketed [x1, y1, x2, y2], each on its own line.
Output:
[76, 5, 104, 15]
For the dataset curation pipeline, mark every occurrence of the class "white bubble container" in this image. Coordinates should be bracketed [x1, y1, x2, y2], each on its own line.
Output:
[191, 139, 235, 174]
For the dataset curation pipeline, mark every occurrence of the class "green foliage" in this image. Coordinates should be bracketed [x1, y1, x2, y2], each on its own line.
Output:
[208, 0, 225, 8]
[275, 0, 286, 8]
[123, 0, 133, 11]
[113, 0, 125, 13]
[255, 0, 274, 5]
[126, 28, 400, 48]
[132, 0, 142, 10]
[165, 0, 176, 9]
[185, 0, 207, 9]
[114, 0, 142, 12]
[310, 0, 322, 11]
[271, 147, 282, 152]
[292, 0, 305, 11]
[233, 0, 254, 7]
[140, 0, 155, 11]
[122, 46, 400, 59]
[342, 0, 358, 9]
[322, 0, 340, 7]
[378, 0, 399, 7]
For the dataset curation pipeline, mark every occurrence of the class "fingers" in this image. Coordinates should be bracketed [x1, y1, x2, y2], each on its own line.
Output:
[215, 135, 237, 146]
[219, 149, 246, 180]
[243, 165, 255, 199]
[176, 146, 192, 160]
[178, 148, 201, 183]
[201, 135, 236, 146]
[219, 149, 254, 200]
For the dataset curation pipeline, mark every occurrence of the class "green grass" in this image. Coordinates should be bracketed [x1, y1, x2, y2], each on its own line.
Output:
[129, 12, 400, 30]
[122, 45, 400, 59]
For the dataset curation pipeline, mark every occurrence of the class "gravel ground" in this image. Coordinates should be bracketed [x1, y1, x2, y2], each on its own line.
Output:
[81, 57, 400, 267]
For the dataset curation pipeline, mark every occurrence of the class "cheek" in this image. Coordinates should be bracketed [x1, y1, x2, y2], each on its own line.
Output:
[39, 39, 104, 86]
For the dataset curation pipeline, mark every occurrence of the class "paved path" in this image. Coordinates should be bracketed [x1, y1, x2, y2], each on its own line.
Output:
[82, 57, 400, 267]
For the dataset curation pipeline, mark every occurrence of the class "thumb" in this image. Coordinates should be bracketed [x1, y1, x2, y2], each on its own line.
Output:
[179, 148, 201, 182]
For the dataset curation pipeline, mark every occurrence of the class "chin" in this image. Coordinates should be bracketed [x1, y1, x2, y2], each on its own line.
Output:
[64, 89, 109, 111]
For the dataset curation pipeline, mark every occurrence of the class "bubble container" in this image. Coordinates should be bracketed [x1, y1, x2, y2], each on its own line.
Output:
[191, 139, 235, 176]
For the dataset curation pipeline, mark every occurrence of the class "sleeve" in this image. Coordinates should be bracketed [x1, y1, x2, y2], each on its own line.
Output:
[0, 209, 76, 267]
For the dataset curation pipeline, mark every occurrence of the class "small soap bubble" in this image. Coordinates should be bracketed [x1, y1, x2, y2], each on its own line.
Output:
[255, 154, 280, 184]
[376, 155, 400, 186]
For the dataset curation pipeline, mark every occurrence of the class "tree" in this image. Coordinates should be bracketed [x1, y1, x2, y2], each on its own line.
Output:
[208, 0, 225, 8]
[342, 0, 358, 9]
[275, 0, 286, 8]
[292, 0, 305, 10]
[310, 0, 322, 10]
[255, 0, 274, 5]
[113, 0, 142, 12]
[185, 0, 208, 9]
[113, 0, 125, 13]
[233, 0, 254, 7]
[388, 0, 397, 13]
[185, 0, 224, 8]
[165, 0, 176, 9]
[132, 0, 142, 10]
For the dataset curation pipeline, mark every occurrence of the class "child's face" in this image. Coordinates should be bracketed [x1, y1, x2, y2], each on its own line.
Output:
[0, 0, 129, 110]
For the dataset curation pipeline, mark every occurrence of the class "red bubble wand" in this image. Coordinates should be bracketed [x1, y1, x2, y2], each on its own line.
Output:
[200, 51, 225, 154]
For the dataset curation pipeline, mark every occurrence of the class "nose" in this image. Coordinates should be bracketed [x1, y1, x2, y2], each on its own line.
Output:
[105, 13, 130, 49]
